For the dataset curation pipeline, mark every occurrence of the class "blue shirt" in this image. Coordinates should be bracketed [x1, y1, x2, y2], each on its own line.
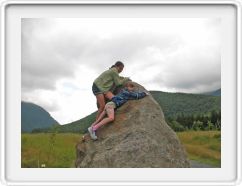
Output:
[111, 88, 147, 108]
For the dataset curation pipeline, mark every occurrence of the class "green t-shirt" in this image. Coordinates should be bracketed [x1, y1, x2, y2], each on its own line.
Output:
[94, 67, 129, 93]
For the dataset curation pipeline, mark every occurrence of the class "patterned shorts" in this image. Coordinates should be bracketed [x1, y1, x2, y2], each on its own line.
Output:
[105, 101, 117, 110]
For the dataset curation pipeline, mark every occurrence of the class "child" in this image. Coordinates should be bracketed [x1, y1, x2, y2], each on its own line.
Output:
[88, 82, 149, 140]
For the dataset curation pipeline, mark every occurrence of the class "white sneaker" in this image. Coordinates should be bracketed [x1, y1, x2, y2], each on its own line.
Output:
[88, 127, 97, 140]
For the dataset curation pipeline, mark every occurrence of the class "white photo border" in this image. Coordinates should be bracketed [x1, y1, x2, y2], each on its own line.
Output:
[1, 0, 242, 185]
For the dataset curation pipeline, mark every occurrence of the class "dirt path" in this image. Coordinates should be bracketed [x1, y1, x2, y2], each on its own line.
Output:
[190, 160, 216, 168]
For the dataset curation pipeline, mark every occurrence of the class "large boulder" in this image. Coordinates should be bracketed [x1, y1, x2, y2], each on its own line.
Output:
[75, 82, 190, 168]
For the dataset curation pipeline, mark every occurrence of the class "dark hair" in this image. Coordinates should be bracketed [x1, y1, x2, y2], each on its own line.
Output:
[110, 61, 124, 68]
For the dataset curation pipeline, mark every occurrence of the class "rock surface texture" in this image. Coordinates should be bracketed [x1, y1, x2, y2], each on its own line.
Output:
[75, 82, 190, 168]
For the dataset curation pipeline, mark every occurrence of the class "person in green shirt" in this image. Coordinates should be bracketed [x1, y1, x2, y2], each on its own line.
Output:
[92, 61, 130, 120]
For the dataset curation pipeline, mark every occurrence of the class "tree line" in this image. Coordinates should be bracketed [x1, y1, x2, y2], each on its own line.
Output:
[166, 110, 221, 132]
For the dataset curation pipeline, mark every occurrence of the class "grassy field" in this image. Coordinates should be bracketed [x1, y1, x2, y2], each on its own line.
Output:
[22, 131, 221, 168]
[21, 133, 81, 168]
[177, 131, 221, 167]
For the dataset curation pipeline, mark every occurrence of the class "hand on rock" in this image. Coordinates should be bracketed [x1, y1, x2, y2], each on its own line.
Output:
[127, 77, 132, 81]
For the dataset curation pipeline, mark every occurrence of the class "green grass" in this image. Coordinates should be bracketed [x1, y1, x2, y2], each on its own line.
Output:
[21, 133, 81, 168]
[177, 131, 221, 167]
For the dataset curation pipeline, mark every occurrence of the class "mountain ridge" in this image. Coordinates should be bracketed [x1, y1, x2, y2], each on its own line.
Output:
[21, 101, 59, 132]
[202, 89, 221, 96]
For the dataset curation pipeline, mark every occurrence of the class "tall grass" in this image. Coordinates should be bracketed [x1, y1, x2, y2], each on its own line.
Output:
[177, 131, 221, 167]
[21, 133, 81, 168]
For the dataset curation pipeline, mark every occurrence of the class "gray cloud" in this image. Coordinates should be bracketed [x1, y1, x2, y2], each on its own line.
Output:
[76, 32, 182, 71]
[22, 19, 91, 91]
[150, 45, 221, 93]
[22, 18, 221, 95]
[22, 19, 181, 91]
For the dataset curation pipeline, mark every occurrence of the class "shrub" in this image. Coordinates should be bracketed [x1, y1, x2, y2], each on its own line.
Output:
[168, 120, 185, 132]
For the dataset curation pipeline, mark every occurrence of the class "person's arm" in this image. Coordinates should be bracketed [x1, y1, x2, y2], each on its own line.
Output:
[125, 90, 148, 100]
[119, 76, 131, 81]
[112, 71, 130, 87]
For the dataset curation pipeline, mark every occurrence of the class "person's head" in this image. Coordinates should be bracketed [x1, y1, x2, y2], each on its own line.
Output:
[111, 61, 124, 73]
[125, 81, 135, 91]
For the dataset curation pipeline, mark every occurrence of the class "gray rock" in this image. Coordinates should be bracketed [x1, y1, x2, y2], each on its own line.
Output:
[75, 82, 190, 168]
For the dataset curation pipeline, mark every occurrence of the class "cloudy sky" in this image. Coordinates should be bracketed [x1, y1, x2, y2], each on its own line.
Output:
[21, 18, 221, 124]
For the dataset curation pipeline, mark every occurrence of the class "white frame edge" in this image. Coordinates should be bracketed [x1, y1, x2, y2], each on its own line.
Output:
[0, 1, 6, 186]
[0, 0, 241, 186]
[236, 0, 242, 185]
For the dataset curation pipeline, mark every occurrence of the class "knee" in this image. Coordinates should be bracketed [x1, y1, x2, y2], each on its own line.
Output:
[109, 116, 115, 122]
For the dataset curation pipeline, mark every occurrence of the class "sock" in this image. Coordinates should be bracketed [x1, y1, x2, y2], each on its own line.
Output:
[92, 125, 98, 131]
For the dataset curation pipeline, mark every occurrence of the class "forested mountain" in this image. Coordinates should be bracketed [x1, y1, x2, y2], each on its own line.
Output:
[21, 101, 59, 132]
[150, 91, 221, 131]
[32, 90, 220, 133]
[150, 91, 220, 118]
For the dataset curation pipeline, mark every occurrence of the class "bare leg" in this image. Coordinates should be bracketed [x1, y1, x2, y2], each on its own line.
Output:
[92, 105, 115, 131]
[95, 94, 105, 120]
[91, 110, 106, 127]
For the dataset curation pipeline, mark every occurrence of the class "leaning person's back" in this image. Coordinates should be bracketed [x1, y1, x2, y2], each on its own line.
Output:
[111, 88, 147, 108]
[94, 68, 116, 92]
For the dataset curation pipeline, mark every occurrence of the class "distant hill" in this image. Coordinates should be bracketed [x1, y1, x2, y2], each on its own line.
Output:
[21, 101, 59, 132]
[203, 89, 221, 96]
[150, 91, 221, 118]
[36, 90, 220, 134]
[53, 112, 96, 133]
